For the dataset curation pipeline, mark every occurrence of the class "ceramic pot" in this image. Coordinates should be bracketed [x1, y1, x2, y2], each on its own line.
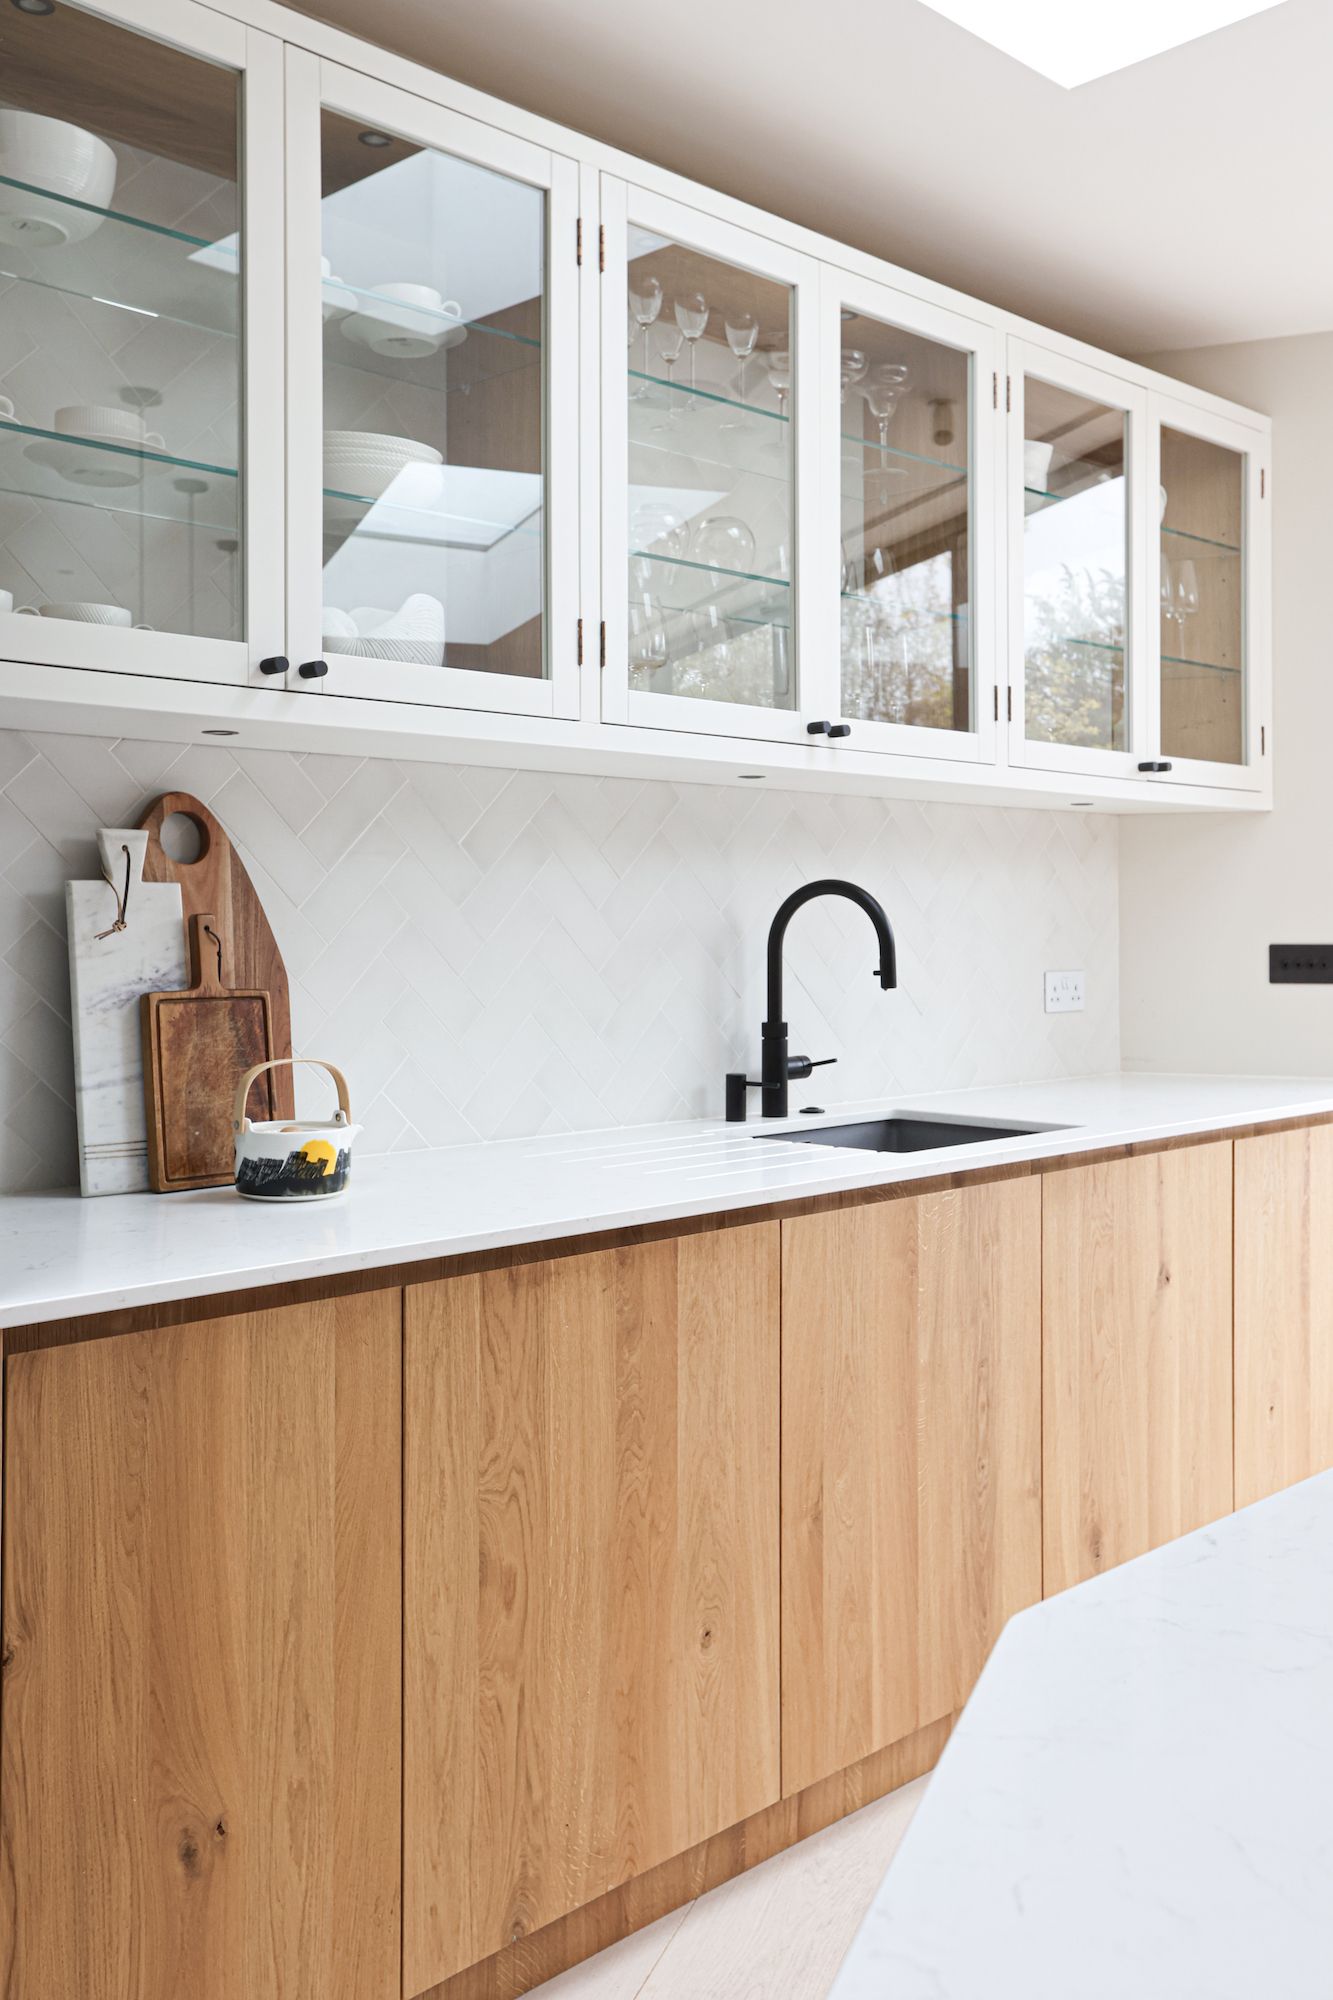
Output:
[233, 1057, 360, 1201]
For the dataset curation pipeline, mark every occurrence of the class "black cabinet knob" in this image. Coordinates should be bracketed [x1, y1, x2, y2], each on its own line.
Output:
[298, 658, 329, 680]
[827, 722, 852, 738]
[1137, 760, 1173, 773]
[258, 655, 289, 676]
[807, 719, 852, 739]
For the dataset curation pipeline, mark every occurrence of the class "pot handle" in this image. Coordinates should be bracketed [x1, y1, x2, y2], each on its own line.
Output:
[234, 1057, 352, 1134]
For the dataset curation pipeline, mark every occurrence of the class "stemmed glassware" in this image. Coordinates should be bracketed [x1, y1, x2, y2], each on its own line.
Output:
[724, 310, 759, 400]
[652, 321, 686, 429]
[674, 290, 709, 387]
[1162, 557, 1200, 654]
[839, 346, 868, 405]
[864, 359, 911, 500]
[628, 273, 663, 379]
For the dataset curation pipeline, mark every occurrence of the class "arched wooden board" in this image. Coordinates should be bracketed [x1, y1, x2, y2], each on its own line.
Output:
[137, 792, 294, 1119]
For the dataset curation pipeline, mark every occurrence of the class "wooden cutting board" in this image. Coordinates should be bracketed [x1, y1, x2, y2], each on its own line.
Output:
[141, 912, 277, 1191]
[137, 790, 294, 1119]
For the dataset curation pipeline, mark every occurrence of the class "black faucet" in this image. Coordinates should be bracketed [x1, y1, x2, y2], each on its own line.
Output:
[726, 879, 898, 1121]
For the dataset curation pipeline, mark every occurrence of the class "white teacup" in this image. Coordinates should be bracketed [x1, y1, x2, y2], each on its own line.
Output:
[54, 405, 165, 451]
[358, 283, 463, 359]
[39, 601, 132, 627]
[0, 589, 13, 615]
[0, 112, 117, 248]
[0, 394, 15, 424]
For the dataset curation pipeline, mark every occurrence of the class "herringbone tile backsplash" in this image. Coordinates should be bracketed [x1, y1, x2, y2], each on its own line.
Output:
[0, 727, 1119, 1192]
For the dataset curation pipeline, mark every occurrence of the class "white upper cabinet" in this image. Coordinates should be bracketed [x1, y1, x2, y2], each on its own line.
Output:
[1147, 394, 1268, 792]
[0, 0, 284, 684]
[600, 178, 820, 744]
[282, 53, 580, 716]
[0, 0, 1272, 810]
[818, 269, 998, 766]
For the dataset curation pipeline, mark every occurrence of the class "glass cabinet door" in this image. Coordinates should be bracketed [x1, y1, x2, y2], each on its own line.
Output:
[601, 178, 819, 741]
[822, 269, 996, 762]
[1150, 395, 1265, 788]
[0, 0, 283, 684]
[1008, 343, 1147, 777]
[285, 58, 579, 715]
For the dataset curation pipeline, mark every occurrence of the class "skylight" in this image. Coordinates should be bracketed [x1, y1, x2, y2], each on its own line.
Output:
[917, 0, 1287, 88]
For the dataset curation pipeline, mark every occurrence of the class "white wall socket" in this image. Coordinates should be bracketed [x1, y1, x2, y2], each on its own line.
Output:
[1044, 969, 1086, 1014]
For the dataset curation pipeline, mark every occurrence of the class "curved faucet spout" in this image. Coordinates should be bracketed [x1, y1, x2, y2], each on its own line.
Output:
[757, 878, 898, 1119]
[766, 878, 897, 1028]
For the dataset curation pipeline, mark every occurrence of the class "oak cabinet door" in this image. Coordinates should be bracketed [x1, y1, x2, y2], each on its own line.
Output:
[1235, 1125, 1333, 1507]
[403, 1224, 781, 1991]
[0, 1294, 401, 2000]
[781, 1180, 1042, 1798]
[1043, 1143, 1233, 1595]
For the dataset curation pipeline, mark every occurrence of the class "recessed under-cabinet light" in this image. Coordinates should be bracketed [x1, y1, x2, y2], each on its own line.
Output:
[11, 0, 57, 16]
[357, 130, 393, 147]
[738, 773, 766, 781]
[916, 0, 1287, 87]
[203, 728, 238, 737]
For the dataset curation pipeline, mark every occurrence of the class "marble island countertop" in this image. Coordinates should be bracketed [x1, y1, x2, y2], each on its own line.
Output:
[829, 1468, 1333, 2000]
[4, 1071, 1333, 1328]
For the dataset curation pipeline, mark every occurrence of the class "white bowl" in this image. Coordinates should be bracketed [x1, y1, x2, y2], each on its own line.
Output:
[341, 284, 465, 361]
[0, 112, 117, 249]
[40, 601, 131, 626]
[55, 404, 163, 448]
[323, 429, 442, 500]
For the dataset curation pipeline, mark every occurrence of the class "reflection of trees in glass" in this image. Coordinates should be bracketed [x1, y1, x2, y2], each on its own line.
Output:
[842, 551, 961, 729]
[1025, 562, 1125, 750]
[628, 578, 791, 708]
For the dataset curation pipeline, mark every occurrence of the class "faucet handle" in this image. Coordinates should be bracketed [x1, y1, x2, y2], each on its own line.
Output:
[726, 1073, 761, 1122]
[787, 1055, 837, 1080]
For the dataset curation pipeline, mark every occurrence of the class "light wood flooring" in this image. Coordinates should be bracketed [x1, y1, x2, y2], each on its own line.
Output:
[529, 1777, 927, 2000]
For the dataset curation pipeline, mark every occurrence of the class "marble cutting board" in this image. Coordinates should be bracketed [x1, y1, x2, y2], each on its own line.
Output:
[67, 828, 186, 1197]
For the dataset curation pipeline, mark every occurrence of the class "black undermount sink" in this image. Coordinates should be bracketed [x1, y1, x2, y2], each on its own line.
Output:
[755, 1115, 1047, 1154]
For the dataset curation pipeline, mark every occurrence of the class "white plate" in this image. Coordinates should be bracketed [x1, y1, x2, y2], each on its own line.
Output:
[24, 439, 146, 489]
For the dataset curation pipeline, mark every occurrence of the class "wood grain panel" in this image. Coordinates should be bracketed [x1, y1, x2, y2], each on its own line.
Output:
[0, 1292, 400, 2000]
[404, 1225, 780, 1992]
[417, 1714, 950, 2000]
[1043, 1143, 1234, 1596]
[781, 1179, 1041, 1797]
[1235, 1125, 1333, 1507]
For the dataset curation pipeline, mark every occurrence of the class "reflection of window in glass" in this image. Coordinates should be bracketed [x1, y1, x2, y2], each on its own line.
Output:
[319, 114, 547, 679]
[1023, 381, 1127, 751]
[843, 553, 965, 729]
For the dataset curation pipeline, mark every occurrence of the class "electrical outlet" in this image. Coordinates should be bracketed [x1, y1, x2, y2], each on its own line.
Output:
[1044, 969, 1085, 1014]
[1270, 945, 1333, 985]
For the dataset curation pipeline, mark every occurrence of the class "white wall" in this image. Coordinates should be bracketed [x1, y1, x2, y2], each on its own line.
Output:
[0, 727, 1120, 1191]
[1121, 332, 1333, 1076]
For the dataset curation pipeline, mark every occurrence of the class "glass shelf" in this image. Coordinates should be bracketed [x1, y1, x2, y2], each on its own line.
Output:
[1160, 524, 1240, 554]
[0, 418, 237, 529]
[1162, 652, 1241, 677]
[841, 594, 964, 624]
[630, 548, 791, 627]
[0, 172, 240, 338]
[629, 369, 785, 425]
[323, 476, 543, 551]
[840, 434, 965, 479]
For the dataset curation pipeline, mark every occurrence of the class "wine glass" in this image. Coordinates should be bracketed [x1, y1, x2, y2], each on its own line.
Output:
[865, 360, 911, 498]
[839, 346, 868, 404]
[1174, 559, 1200, 648]
[765, 348, 793, 421]
[628, 273, 663, 378]
[652, 321, 686, 428]
[674, 290, 709, 388]
[631, 618, 670, 691]
[725, 310, 759, 401]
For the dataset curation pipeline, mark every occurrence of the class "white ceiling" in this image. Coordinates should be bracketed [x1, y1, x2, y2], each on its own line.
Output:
[298, 0, 1333, 357]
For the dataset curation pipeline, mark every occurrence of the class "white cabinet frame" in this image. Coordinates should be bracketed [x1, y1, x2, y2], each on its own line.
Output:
[0, 0, 287, 687]
[1005, 339, 1150, 783]
[1144, 393, 1269, 795]
[599, 177, 823, 744]
[282, 53, 582, 719]
[816, 266, 999, 766]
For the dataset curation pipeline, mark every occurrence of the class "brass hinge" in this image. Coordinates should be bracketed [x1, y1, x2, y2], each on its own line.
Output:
[599, 620, 607, 668]
[993, 685, 999, 721]
[992, 371, 998, 410]
[599, 223, 606, 273]
[1261, 723, 1267, 756]
[577, 616, 584, 665]
[1005, 375, 1012, 413]
[576, 217, 583, 267]
[1260, 467, 1266, 498]
[1007, 687, 1013, 721]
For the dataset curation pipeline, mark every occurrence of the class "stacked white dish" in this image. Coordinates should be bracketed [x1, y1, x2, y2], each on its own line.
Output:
[323, 429, 442, 515]
[26, 405, 168, 488]
[341, 283, 465, 361]
[0, 112, 117, 248]
[322, 593, 445, 667]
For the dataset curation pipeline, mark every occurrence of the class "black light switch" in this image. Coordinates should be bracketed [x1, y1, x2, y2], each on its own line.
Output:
[1270, 946, 1333, 984]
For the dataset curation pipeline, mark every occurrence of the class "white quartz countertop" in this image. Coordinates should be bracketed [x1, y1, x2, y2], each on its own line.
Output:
[4, 1071, 1333, 1329]
[830, 1469, 1333, 2000]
